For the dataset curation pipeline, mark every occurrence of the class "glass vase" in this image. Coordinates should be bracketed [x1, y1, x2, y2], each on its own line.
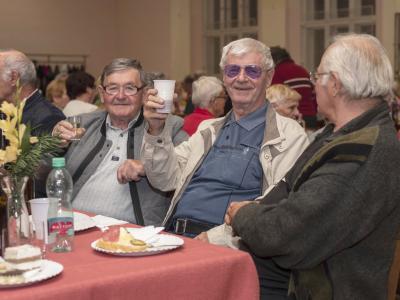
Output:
[1, 175, 32, 249]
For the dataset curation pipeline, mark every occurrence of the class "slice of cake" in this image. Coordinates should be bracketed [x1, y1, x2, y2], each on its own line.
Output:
[96, 227, 147, 252]
[4, 244, 42, 271]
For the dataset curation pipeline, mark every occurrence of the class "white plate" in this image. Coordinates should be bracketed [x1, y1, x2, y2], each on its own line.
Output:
[74, 212, 96, 232]
[0, 259, 63, 288]
[91, 234, 184, 257]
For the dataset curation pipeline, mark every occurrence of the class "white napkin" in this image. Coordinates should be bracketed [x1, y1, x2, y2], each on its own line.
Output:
[126, 226, 164, 242]
[126, 226, 184, 248]
[91, 215, 128, 228]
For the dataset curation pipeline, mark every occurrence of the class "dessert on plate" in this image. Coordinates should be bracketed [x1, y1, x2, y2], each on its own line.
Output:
[96, 227, 148, 252]
[0, 244, 43, 284]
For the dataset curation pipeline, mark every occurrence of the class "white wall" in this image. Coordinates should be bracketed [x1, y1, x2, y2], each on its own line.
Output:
[0, 0, 192, 80]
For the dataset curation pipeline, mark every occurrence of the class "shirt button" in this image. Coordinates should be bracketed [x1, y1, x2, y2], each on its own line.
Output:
[116, 146, 120, 150]
[157, 139, 163, 143]
[264, 153, 269, 159]
[120, 134, 123, 137]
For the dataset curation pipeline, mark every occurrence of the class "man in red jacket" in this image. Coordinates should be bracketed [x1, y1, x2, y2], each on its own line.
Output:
[271, 46, 318, 130]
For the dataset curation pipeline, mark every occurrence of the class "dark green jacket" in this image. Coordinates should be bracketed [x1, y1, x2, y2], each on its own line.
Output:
[233, 102, 400, 300]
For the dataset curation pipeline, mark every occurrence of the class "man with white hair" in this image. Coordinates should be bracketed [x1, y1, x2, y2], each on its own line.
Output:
[182, 76, 227, 135]
[0, 49, 65, 136]
[142, 38, 310, 298]
[226, 34, 400, 299]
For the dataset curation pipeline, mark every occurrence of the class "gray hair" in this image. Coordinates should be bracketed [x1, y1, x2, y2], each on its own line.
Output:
[100, 58, 146, 87]
[0, 49, 36, 86]
[143, 71, 165, 88]
[192, 76, 224, 108]
[219, 38, 274, 70]
[320, 33, 394, 103]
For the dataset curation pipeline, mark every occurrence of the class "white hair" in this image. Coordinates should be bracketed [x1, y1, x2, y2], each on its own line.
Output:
[0, 49, 36, 86]
[219, 38, 274, 70]
[192, 76, 224, 108]
[320, 34, 394, 103]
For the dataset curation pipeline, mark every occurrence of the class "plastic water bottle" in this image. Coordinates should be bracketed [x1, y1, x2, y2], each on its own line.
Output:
[46, 157, 74, 252]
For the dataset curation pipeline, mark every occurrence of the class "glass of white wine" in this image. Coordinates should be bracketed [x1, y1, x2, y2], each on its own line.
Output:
[67, 116, 82, 141]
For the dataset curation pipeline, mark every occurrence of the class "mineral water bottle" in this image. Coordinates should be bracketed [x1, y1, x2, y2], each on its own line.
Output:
[46, 157, 74, 252]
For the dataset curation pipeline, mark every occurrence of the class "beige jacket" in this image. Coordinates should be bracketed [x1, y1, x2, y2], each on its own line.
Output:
[141, 107, 310, 236]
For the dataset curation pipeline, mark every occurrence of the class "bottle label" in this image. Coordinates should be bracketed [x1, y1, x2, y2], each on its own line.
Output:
[48, 217, 74, 237]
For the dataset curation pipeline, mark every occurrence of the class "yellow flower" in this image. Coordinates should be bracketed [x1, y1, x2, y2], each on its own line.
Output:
[29, 136, 38, 144]
[0, 101, 18, 118]
[0, 145, 18, 164]
[18, 123, 26, 144]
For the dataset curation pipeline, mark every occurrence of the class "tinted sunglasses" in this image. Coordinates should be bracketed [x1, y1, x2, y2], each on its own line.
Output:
[224, 64, 263, 79]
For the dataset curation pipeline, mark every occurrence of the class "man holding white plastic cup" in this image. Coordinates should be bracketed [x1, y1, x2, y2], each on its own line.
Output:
[142, 38, 310, 298]
[51, 58, 188, 226]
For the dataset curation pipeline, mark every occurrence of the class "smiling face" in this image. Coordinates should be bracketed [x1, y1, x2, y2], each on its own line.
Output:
[223, 52, 272, 119]
[100, 68, 143, 128]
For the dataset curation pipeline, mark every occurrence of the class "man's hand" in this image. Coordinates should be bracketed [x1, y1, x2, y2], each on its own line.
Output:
[117, 159, 145, 184]
[52, 120, 86, 147]
[225, 201, 253, 225]
[143, 89, 168, 135]
[194, 232, 210, 243]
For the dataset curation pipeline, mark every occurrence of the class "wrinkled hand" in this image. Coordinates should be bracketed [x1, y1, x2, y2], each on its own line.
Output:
[225, 201, 253, 225]
[194, 232, 210, 243]
[117, 159, 145, 184]
[52, 120, 85, 147]
[143, 89, 168, 136]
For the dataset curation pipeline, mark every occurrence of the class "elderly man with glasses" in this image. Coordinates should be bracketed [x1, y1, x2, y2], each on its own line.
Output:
[142, 38, 309, 298]
[53, 58, 188, 226]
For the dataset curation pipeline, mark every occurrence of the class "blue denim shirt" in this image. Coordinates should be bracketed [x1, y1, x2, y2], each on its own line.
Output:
[173, 103, 268, 225]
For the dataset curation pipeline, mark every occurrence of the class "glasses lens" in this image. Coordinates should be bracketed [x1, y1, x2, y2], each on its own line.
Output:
[224, 65, 241, 78]
[105, 86, 118, 95]
[244, 65, 262, 79]
[124, 85, 138, 96]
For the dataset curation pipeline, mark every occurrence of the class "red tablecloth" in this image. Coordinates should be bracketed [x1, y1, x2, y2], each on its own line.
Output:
[3, 225, 259, 300]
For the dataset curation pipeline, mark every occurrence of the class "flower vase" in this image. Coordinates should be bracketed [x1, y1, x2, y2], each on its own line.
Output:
[1, 175, 32, 248]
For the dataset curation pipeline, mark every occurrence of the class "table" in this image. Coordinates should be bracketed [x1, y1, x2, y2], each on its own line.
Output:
[3, 224, 259, 300]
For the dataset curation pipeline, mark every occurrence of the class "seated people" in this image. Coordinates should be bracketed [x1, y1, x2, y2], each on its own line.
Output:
[141, 37, 309, 236]
[53, 58, 188, 225]
[270, 46, 318, 131]
[46, 77, 69, 110]
[63, 71, 98, 117]
[0, 49, 65, 136]
[226, 34, 400, 299]
[266, 84, 303, 124]
[183, 76, 227, 136]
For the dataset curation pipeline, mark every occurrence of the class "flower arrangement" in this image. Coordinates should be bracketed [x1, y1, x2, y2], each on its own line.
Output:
[0, 85, 61, 181]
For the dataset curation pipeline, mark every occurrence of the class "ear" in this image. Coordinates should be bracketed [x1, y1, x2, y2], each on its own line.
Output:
[329, 71, 341, 97]
[97, 86, 105, 103]
[10, 70, 19, 86]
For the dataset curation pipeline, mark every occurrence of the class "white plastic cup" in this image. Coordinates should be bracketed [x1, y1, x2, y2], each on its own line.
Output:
[154, 80, 176, 113]
[29, 198, 59, 244]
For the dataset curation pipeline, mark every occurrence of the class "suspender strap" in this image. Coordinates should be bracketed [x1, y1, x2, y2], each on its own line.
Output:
[127, 111, 145, 225]
[72, 120, 107, 184]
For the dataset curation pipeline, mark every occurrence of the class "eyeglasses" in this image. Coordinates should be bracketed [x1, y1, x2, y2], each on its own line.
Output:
[102, 84, 145, 96]
[224, 64, 264, 79]
[309, 71, 330, 85]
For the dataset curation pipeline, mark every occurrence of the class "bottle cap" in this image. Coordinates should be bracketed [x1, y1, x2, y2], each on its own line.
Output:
[52, 157, 66, 168]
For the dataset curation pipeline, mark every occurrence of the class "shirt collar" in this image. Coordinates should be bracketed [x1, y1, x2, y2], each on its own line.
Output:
[23, 89, 38, 101]
[106, 111, 140, 132]
[225, 102, 268, 131]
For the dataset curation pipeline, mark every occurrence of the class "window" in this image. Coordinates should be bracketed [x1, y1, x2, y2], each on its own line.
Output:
[302, 0, 376, 70]
[395, 13, 400, 78]
[204, 0, 258, 75]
